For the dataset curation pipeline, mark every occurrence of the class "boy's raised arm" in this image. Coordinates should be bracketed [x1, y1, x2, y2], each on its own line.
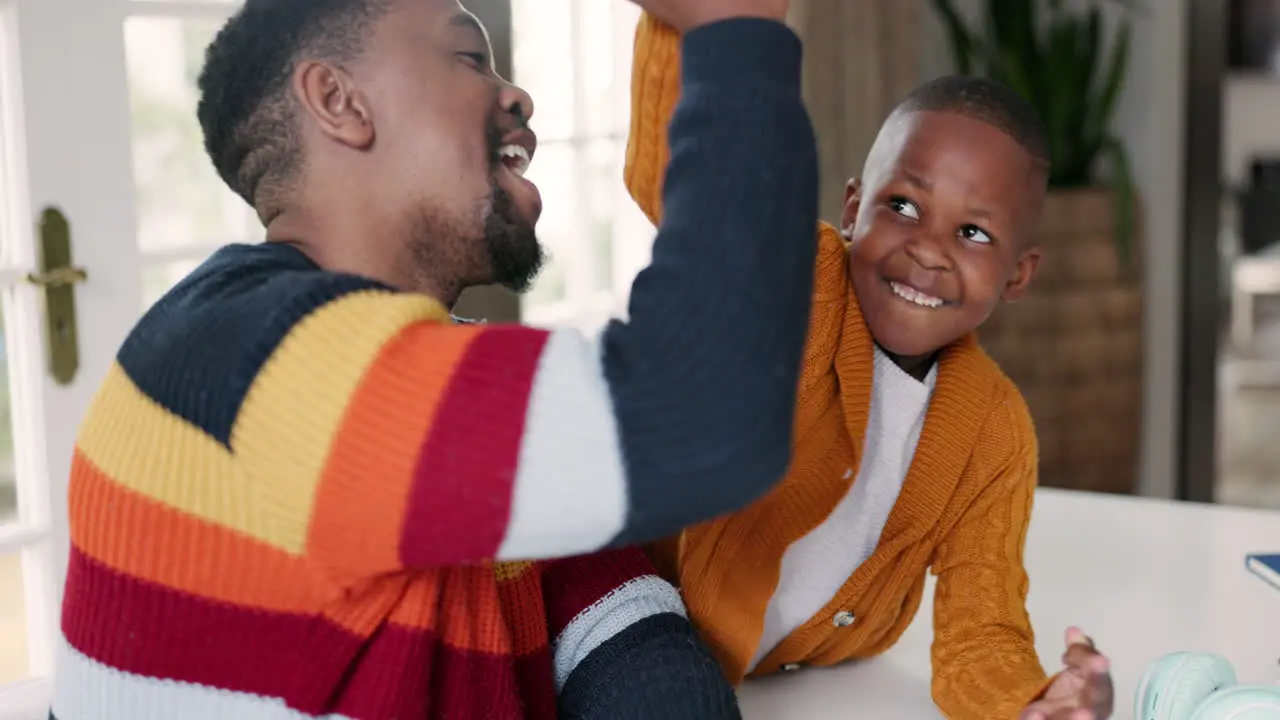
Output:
[625, 12, 683, 226]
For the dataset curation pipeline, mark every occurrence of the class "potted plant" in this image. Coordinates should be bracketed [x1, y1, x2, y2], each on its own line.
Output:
[931, 0, 1145, 494]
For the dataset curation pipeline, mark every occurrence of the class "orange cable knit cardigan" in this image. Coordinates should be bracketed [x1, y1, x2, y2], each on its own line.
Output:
[624, 15, 1052, 719]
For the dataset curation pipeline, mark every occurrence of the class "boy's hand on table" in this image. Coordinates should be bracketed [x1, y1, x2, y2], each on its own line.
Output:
[1019, 627, 1114, 720]
[628, 0, 789, 31]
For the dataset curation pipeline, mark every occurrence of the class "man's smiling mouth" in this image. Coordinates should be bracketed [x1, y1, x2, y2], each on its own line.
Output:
[496, 144, 530, 176]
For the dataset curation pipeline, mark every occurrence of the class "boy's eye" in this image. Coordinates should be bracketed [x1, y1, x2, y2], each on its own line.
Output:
[959, 224, 993, 245]
[887, 196, 920, 220]
[457, 51, 488, 69]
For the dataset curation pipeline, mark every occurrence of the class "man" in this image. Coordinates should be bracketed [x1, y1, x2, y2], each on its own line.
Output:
[52, 0, 817, 718]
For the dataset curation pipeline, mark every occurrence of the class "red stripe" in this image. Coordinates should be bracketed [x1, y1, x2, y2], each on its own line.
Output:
[542, 548, 659, 637]
[332, 625, 554, 720]
[496, 562, 552, 657]
[400, 326, 550, 566]
[511, 646, 558, 720]
[62, 547, 360, 708]
[60, 548, 555, 719]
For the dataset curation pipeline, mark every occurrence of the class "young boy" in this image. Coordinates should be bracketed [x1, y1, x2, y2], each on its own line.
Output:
[625, 14, 1114, 720]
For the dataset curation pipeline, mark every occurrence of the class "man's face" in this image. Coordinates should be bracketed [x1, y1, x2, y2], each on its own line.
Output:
[843, 110, 1044, 360]
[346, 0, 544, 297]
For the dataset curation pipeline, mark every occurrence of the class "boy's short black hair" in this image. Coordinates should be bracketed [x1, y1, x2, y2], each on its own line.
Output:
[196, 0, 390, 208]
[895, 75, 1051, 170]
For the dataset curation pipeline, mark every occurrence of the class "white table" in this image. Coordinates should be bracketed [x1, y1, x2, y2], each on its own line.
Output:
[736, 489, 1280, 719]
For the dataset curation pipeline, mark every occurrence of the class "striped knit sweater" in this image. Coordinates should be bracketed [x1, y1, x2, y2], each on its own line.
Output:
[52, 18, 818, 720]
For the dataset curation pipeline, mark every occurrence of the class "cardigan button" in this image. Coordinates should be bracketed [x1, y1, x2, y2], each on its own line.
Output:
[832, 611, 855, 627]
[780, 663, 802, 672]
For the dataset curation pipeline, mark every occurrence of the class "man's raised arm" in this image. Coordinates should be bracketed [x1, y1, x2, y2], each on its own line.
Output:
[213, 4, 816, 578]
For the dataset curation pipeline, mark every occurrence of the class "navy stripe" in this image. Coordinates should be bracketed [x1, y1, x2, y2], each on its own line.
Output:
[559, 613, 740, 719]
[117, 242, 390, 447]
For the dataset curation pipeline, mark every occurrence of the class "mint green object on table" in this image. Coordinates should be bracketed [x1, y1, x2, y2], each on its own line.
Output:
[1135, 652, 1280, 719]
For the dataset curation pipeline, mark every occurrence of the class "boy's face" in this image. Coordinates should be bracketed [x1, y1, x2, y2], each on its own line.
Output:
[842, 110, 1045, 361]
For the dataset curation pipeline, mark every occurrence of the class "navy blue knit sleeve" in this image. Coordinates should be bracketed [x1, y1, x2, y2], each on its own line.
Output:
[558, 614, 741, 720]
[602, 18, 818, 547]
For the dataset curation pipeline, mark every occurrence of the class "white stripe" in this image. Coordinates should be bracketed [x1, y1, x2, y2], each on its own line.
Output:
[497, 328, 628, 560]
[551, 574, 686, 691]
[51, 634, 354, 720]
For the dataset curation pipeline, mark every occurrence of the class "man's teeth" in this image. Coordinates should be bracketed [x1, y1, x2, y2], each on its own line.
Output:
[498, 144, 530, 177]
[889, 281, 944, 308]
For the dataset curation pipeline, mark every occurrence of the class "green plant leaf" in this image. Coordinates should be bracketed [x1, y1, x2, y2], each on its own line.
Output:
[1084, 19, 1130, 156]
[1042, 16, 1080, 177]
[1004, 0, 1039, 82]
[1101, 134, 1136, 265]
[930, 0, 976, 75]
[1080, 6, 1102, 104]
[1000, 45, 1036, 104]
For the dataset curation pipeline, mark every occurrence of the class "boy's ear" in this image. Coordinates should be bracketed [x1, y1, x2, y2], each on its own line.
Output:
[841, 178, 863, 238]
[1001, 246, 1042, 302]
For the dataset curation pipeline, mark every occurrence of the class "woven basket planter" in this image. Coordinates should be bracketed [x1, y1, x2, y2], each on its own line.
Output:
[977, 187, 1144, 494]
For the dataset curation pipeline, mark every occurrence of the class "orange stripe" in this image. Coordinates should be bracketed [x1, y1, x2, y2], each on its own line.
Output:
[383, 562, 543, 654]
[384, 565, 515, 655]
[387, 562, 544, 655]
[384, 572, 441, 631]
[68, 449, 331, 614]
[307, 323, 482, 581]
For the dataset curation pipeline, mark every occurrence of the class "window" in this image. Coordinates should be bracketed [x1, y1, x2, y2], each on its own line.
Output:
[0, 3, 63, 704]
[0, 9, 30, 690]
[124, 1, 247, 310]
[128, 0, 656, 332]
[511, 0, 654, 334]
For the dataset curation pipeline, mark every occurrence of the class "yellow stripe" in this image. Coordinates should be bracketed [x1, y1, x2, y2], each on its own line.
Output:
[230, 291, 451, 553]
[75, 364, 259, 541]
[493, 561, 535, 582]
[75, 291, 452, 555]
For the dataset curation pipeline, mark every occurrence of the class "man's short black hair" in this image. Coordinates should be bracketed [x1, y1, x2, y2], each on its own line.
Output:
[895, 74, 1051, 170]
[196, 0, 390, 210]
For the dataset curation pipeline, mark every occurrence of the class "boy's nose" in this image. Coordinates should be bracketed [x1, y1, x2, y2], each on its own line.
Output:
[904, 232, 952, 271]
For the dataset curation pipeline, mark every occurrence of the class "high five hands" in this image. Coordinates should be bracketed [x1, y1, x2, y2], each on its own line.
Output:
[1020, 627, 1115, 720]
[629, 0, 789, 31]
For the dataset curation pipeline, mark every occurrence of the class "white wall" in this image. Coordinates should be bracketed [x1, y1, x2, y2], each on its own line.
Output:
[919, 0, 1187, 499]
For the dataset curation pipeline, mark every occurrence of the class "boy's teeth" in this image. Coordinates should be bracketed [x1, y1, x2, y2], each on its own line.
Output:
[497, 144, 530, 177]
[889, 281, 943, 308]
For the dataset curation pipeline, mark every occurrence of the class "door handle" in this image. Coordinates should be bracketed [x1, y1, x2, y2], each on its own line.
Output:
[26, 207, 85, 385]
[27, 266, 87, 288]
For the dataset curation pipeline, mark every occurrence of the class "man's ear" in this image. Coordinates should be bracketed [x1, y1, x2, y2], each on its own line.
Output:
[1001, 246, 1042, 302]
[292, 60, 375, 150]
[841, 178, 863, 239]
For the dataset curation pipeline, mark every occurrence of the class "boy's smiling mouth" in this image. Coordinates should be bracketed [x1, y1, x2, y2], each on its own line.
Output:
[888, 280, 947, 308]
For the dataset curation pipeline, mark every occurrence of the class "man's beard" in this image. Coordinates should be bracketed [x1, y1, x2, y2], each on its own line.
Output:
[404, 182, 544, 301]
[482, 182, 545, 293]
